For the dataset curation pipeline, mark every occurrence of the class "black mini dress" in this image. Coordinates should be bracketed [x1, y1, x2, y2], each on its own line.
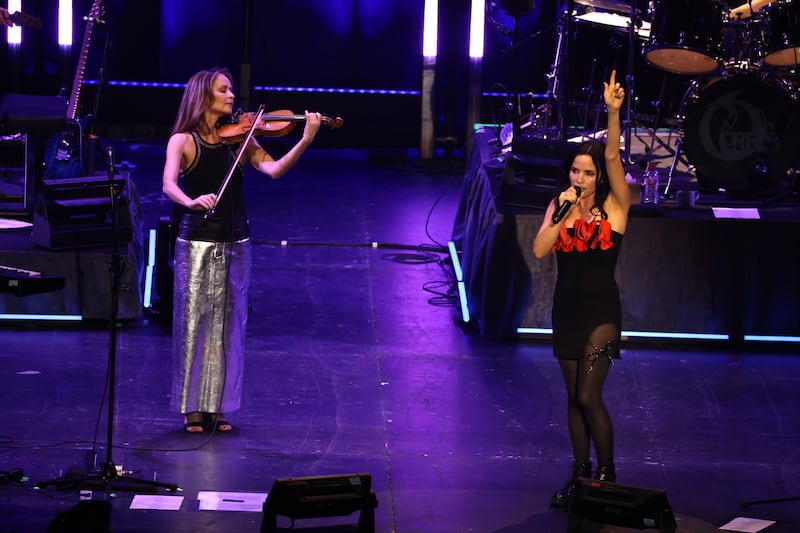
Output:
[551, 218, 623, 360]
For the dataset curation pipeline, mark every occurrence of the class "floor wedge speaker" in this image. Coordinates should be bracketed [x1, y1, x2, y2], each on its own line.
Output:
[261, 473, 377, 532]
[568, 478, 677, 532]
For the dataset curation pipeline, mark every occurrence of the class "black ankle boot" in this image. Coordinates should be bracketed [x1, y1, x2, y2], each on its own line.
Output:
[550, 461, 592, 508]
[594, 464, 616, 482]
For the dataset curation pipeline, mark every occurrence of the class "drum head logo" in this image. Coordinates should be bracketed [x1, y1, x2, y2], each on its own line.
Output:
[683, 75, 792, 191]
[697, 89, 776, 163]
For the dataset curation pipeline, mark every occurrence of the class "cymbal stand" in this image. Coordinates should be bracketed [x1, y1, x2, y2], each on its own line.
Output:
[541, 2, 571, 139]
[556, 0, 575, 140]
[622, 1, 637, 165]
[619, 4, 689, 175]
[492, 6, 528, 146]
[580, 58, 600, 133]
[664, 80, 698, 196]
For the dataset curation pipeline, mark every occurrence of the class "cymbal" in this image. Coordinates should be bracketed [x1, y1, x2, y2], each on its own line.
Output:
[574, 0, 633, 15]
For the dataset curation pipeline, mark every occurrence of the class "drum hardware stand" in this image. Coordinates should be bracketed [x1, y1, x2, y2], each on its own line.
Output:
[620, 1, 637, 165]
[569, 1, 654, 165]
[618, 2, 689, 178]
[664, 137, 686, 197]
[502, 5, 531, 147]
[579, 58, 601, 133]
[496, 2, 558, 143]
[537, 0, 576, 141]
[542, 2, 572, 140]
[663, 78, 705, 196]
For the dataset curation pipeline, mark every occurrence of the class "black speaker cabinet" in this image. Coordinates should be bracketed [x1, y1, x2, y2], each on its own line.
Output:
[151, 215, 176, 321]
[568, 479, 677, 532]
[32, 176, 132, 250]
[261, 473, 378, 533]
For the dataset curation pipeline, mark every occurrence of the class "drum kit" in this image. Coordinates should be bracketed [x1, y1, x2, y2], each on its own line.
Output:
[533, 0, 800, 193]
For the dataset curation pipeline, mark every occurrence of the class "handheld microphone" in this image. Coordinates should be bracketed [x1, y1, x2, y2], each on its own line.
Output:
[552, 186, 581, 224]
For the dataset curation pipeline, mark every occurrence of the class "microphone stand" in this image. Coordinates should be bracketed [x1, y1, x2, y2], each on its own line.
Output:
[97, 146, 179, 495]
[36, 147, 179, 496]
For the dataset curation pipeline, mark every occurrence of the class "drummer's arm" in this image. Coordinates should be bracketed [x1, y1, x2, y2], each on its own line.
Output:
[729, 0, 772, 19]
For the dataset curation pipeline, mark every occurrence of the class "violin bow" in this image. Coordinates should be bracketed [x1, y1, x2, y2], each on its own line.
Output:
[203, 104, 265, 222]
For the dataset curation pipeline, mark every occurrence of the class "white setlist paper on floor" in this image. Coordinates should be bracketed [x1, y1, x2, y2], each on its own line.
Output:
[719, 517, 777, 532]
[197, 491, 268, 512]
[129, 494, 184, 511]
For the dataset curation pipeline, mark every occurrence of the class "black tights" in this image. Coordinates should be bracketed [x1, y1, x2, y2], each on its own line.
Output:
[558, 323, 618, 467]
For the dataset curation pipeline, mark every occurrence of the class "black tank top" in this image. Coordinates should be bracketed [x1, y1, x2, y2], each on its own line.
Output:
[177, 132, 250, 242]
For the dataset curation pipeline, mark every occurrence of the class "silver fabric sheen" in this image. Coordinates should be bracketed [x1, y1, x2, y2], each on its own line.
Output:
[171, 237, 251, 414]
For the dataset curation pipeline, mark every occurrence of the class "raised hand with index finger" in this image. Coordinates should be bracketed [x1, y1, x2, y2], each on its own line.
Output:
[603, 70, 625, 113]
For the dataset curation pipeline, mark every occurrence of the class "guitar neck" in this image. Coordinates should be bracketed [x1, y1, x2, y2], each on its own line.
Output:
[66, 0, 103, 121]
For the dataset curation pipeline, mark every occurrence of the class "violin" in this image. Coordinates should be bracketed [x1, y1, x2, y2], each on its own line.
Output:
[216, 108, 343, 144]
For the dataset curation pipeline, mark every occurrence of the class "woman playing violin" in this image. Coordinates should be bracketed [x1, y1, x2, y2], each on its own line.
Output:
[162, 67, 321, 434]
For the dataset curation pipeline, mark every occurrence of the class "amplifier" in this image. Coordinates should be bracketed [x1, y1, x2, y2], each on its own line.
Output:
[32, 175, 133, 250]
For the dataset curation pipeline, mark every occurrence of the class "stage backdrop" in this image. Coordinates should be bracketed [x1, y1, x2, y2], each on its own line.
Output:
[2, 0, 581, 149]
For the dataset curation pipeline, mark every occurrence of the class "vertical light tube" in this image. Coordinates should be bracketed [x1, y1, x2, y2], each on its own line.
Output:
[420, 0, 438, 159]
[59, 0, 73, 46]
[467, 0, 485, 154]
[7, 0, 22, 44]
[469, 0, 485, 59]
[448, 241, 470, 323]
[422, 0, 438, 59]
[143, 229, 157, 309]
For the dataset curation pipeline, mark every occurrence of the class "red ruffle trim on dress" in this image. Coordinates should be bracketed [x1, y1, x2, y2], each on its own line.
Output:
[552, 218, 614, 253]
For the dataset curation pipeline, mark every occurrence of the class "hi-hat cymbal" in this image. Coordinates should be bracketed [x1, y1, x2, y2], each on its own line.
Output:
[574, 0, 633, 15]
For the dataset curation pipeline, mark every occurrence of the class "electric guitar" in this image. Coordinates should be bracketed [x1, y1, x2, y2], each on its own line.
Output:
[44, 0, 103, 180]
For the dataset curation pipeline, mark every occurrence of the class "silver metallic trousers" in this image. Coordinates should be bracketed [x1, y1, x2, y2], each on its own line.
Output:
[171, 237, 251, 415]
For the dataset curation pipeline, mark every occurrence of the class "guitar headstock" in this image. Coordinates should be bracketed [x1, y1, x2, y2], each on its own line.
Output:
[8, 11, 43, 30]
[84, 0, 106, 25]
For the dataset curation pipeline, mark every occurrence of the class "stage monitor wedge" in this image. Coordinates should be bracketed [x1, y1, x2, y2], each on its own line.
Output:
[261, 472, 378, 533]
[568, 478, 677, 532]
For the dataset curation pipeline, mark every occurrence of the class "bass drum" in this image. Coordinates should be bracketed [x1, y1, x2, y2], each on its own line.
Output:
[682, 72, 798, 191]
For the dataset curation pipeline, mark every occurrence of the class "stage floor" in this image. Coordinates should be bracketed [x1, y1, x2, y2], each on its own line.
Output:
[1, 143, 798, 532]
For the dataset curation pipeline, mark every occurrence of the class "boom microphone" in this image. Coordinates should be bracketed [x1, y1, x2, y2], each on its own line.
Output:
[552, 186, 581, 224]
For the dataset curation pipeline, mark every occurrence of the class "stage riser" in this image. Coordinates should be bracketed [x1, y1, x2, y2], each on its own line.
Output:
[454, 132, 800, 341]
[509, 213, 800, 340]
[0, 234, 143, 320]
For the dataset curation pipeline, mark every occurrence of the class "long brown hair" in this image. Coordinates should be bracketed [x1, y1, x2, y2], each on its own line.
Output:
[170, 67, 232, 136]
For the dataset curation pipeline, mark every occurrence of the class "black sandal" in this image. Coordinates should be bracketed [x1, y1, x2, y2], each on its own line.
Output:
[184, 412, 205, 433]
[208, 413, 232, 432]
